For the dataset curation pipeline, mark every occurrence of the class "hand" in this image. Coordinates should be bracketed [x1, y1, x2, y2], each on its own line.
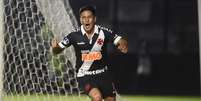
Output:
[51, 38, 64, 54]
[117, 38, 128, 53]
[51, 38, 59, 48]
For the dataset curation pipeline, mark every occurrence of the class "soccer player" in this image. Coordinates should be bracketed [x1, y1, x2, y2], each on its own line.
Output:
[51, 5, 128, 101]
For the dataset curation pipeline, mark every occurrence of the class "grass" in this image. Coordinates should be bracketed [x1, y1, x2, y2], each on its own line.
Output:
[123, 95, 201, 101]
[3, 94, 201, 101]
[3, 94, 90, 101]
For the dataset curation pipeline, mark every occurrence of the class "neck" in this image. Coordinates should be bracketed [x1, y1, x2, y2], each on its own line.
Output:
[86, 28, 95, 40]
[86, 30, 93, 35]
[86, 26, 95, 35]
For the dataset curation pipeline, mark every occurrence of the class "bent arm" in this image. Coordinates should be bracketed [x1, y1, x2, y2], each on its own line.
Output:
[51, 38, 64, 54]
[99, 26, 128, 53]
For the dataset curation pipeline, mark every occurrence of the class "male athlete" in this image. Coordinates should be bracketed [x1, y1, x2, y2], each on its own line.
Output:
[51, 5, 128, 101]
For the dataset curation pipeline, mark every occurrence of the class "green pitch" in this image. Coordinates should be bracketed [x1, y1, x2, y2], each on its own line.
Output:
[3, 95, 201, 101]
[124, 95, 201, 101]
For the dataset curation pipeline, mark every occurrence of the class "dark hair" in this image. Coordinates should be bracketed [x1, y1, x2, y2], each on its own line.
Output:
[79, 5, 96, 16]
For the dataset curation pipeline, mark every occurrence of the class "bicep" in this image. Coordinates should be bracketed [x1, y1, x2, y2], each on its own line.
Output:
[106, 31, 122, 46]
[58, 34, 72, 48]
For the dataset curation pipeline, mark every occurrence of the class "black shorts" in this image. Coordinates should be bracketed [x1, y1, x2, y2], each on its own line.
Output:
[77, 71, 116, 98]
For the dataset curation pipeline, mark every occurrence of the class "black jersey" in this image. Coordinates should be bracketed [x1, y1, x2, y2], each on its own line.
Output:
[58, 25, 122, 77]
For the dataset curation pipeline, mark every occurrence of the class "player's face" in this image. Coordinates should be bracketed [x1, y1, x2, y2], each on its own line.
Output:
[80, 10, 96, 34]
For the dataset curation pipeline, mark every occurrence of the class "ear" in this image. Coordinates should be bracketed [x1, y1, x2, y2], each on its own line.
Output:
[94, 16, 97, 23]
[80, 17, 83, 25]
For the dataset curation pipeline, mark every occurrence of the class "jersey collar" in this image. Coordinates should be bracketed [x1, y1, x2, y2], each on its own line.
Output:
[81, 25, 99, 35]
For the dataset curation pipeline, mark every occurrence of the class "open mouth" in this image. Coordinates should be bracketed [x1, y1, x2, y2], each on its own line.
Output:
[84, 24, 90, 29]
[85, 24, 90, 27]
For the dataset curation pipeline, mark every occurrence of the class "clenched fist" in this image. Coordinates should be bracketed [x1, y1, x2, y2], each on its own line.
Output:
[117, 38, 128, 53]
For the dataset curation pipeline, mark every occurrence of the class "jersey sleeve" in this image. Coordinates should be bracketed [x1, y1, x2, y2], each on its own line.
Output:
[58, 33, 72, 48]
[105, 30, 122, 45]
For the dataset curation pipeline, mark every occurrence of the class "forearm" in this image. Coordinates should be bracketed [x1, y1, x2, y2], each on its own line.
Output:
[52, 46, 64, 54]
[51, 38, 65, 54]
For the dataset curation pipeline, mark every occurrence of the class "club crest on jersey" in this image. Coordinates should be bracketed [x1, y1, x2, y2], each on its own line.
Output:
[97, 38, 104, 45]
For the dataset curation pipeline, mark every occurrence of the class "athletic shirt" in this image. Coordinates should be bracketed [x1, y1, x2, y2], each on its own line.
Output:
[58, 25, 122, 77]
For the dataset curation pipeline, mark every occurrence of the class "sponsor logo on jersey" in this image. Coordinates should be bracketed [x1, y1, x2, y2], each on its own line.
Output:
[81, 51, 102, 61]
[77, 42, 85, 45]
[81, 50, 90, 53]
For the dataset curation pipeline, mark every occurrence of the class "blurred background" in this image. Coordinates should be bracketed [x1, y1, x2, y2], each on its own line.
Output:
[70, 0, 199, 96]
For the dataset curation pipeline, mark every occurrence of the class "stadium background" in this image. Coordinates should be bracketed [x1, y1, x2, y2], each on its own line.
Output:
[2, 0, 200, 100]
[69, 0, 200, 96]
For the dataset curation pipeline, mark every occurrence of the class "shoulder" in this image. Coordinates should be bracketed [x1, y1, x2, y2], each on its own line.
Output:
[97, 25, 113, 34]
[68, 27, 82, 36]
[72, 27, 81, 33]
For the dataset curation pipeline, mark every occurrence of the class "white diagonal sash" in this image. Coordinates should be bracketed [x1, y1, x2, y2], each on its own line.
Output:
[77, 30, 105, 77]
